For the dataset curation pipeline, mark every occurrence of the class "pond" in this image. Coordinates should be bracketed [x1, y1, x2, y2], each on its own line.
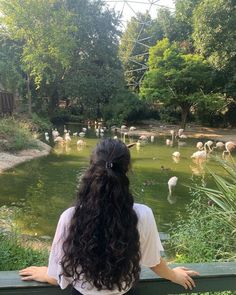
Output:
[0, 125, 235, 239]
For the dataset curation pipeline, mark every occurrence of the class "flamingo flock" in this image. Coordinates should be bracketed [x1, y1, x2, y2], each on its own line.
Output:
[45, 124, 235, 203]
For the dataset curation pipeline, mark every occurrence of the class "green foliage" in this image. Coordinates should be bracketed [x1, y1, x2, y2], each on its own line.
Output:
[102, 89, 153, 126]
[140, 38, 226, 127]
[0, 33, 25, 94]
[168, 159, 236, 263]
[0, 118, 38, 151]
[30, 113, 53, 132]
[196, 159, 236, 234]
[193, 0, 236, 69]
[168, 194, 236, 263]
[0, 232, 48, 271]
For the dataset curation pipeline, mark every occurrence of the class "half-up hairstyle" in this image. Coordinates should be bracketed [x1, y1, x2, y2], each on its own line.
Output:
[61, 138, 140, 291]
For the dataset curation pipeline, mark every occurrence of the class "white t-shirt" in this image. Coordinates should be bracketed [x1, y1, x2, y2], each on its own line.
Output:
[48, 203, 164, 295]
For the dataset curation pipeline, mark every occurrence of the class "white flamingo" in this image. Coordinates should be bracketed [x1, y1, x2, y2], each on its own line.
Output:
[64, 134, 71, 143]
[150, 135, 155, 143]
[214, 141, 225, 150]
[166, 139, 172, 146]
[52, 129, 59, 139]
[204, 140, 214, 152]
[129, 126, 136, 131]
[196, 142, 204, 150]
[77, 139, 86, 146]
[222, 141, 236, 157]
[79, 132, 86, 137]
[44, 132, 49, 142]
[168, 176, 178, 198]
[139, 135, 148, 141]
[54, 136, 64, 144]
[191, 150, 207, 160]
[172, 151, 180, 158]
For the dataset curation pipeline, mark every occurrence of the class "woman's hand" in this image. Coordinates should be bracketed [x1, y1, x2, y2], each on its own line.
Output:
[19, 266, 58, 285]
[171, 266, 199, 290]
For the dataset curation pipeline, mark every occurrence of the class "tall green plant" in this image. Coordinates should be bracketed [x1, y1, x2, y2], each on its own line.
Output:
[196, 159, 236, 234]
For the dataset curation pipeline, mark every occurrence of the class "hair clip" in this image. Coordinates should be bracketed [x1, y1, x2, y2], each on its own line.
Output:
[105, 162, 113, 169]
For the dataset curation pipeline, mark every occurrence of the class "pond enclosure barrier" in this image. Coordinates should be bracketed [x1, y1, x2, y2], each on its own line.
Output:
[0, 91, 14, 116]
[0, 262, 235, 294]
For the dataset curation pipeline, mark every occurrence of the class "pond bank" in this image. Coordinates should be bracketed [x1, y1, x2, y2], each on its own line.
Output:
[130, 121, 236, 143]
[0, 140, 51, 174]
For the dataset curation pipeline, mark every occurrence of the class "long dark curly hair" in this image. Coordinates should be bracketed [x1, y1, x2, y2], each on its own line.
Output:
[61, 138, 140, 291]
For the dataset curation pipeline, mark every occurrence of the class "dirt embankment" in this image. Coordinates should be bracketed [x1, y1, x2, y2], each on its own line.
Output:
[0, 140, 51, 174]
[128, 120, 236, 143]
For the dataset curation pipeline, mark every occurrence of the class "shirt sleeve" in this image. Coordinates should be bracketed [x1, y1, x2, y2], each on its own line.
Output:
[47, 208, 74, 289]
[139, 206, 164, 267]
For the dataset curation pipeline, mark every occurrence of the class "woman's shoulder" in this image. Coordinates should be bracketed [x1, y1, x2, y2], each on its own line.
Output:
[133, 203, 153, 220]
[59, 207, 75, 222]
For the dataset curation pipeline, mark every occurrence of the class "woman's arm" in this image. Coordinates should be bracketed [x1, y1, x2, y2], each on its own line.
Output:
[150, 258, 199, 290]
[19, 266, 58, 285]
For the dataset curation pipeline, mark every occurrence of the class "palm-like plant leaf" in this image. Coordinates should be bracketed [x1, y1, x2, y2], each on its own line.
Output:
[196, 160, 236, 233]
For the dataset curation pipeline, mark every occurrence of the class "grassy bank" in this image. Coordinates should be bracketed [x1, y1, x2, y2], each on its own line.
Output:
[0, 115, 52, 152]
[0, 232, 48, 271]
[0, 118, 38, 152]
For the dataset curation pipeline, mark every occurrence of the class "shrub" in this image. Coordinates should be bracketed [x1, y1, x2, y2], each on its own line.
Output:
[167, 192, 236, 263]
[0, 118, 39, 152]
[30, 113, 53, 132]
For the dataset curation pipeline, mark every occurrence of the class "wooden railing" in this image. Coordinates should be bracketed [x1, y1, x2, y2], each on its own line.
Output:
[0, 262, 235, 294]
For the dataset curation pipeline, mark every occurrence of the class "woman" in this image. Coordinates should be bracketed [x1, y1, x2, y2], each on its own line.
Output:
[19, 138, 198, 294]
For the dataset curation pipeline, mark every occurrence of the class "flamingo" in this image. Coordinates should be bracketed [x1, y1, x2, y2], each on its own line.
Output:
[150, 135, 155, 143]
[121, 125, 127, 130]
[139, 135, 148, 141]
[179, 134, 187, 139]
[79, 132, 86, 137]
[64, 132, 71, 142]
[215, 142, 225, 149]
[54, 136, 64, 144]
[166, 139, 172, 146]
[172, 151, 180, 158]
[196, 142, 204, 150]
[191, 150, 207, 160]
[129, 126, 136, 131]
[52, 129, 59, 139]
[44, 132, 49, 142]
[204, 140, 214, 152]
[178, 129, 184, 137]
[168, 176, 178, 198]
[77, 139, 86, 146]
[222, 141, 236, 157]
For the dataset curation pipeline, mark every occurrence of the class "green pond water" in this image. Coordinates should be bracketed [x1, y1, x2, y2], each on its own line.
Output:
[0, 126, 235, 239]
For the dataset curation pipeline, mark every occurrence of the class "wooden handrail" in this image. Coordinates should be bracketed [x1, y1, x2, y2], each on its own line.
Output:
[0, 262, 235, 294]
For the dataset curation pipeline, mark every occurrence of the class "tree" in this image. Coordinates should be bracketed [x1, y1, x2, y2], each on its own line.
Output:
[193, 0, 236, 69]
[0, 0, 128, 119]
[140, 38, 225, 127]
[0, 33, 24, 94]
[61, 0, 123, 120]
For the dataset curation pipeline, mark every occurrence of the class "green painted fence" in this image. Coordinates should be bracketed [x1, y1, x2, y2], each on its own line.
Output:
[0, 262, 235, 294]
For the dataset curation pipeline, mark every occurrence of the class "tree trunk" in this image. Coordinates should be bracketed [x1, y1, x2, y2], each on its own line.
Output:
[26, 73, 32, 116]
[180, 106, 189, 129]
[48, 88, 59, 117]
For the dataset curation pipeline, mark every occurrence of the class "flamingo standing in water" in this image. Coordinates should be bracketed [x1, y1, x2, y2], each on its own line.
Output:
[167, 176, 178, 204]
[222, 141, 236, 158]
